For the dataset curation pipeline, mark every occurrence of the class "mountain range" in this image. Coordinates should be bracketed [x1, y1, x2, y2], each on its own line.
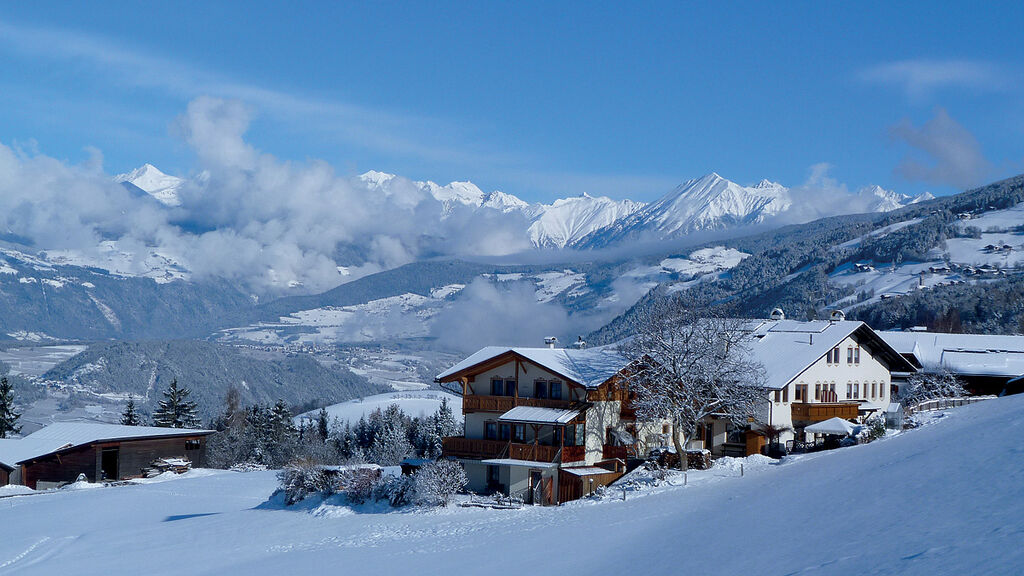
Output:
[117, 165, 933, 252]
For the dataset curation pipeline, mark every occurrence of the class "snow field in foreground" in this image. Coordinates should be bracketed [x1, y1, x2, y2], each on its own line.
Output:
[0, 395, 1022, 575]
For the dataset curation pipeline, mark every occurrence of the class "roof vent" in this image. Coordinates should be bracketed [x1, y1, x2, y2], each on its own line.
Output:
[544, 336, 559, 349]
[573, 336, 587, 349]
[830, 309, 846, 322]
[770, 307, 785, 321]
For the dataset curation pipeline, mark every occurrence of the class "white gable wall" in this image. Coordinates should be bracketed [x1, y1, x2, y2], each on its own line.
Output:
[768, 334, 893, 441]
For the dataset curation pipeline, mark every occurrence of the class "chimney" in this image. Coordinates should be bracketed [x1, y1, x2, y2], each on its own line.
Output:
[830, 310, 846, 322]
[770, 307, 785, 321]
[544, 336, 559, 349]
[574, 336, 587, 349]
[809, 333, 813, 345]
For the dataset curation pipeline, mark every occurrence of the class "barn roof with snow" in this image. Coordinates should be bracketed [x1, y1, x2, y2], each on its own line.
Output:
[0, 422, 214, 468]
[878, 331, 1024, 378]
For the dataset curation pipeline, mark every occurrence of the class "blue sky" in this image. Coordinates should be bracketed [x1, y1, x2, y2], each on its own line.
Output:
[0, 1, 1021, 202]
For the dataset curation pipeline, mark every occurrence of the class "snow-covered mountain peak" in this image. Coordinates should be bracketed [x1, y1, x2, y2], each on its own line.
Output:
[651, 173, 791, 232]
[482, 190, 532, 213]
[358, 170, 398, 189]
[528, 193, 645, 249]
[114, 164, 184, 207]
[419, 180, 485, 209]
[861, 185, 934, 213]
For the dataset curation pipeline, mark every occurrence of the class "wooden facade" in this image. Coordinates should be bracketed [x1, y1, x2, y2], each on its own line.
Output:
[791, 402, 860, 422]
[20, 434, 209, 489]
[557, 468, 623, 503]
[462, 395, 575, 413]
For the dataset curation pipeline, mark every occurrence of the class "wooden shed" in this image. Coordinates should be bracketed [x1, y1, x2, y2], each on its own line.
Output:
[0, 422, 214, 489]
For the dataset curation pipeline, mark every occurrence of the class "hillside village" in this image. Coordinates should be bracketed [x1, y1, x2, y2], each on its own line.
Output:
[1, 5, 1022, 574]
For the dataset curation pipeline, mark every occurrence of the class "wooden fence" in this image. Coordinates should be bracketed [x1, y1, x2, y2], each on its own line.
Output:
[907, 395, 997, 415]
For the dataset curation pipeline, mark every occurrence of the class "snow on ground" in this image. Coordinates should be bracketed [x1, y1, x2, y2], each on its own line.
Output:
[533, 270, 586, 303]
[1, 396, 1021, 575]
[660, 246, 749, 276]
[294, 390, 463, 425]
[834, 218, 924, 251]
[830, 261, 958, 307]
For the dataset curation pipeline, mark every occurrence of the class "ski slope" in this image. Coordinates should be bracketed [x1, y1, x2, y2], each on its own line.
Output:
[1, 395, 1022, 575]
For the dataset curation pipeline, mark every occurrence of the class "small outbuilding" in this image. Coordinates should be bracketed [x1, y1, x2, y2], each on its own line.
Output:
[885, 402, 905, 430]
[0, 422, 214, 489]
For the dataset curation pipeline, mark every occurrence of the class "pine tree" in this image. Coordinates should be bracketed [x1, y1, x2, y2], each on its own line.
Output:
[0, 377, 22, 439]
[316, 407, 330, 441]
[151, 379, 200, 429]
[120, 395, 142, 426]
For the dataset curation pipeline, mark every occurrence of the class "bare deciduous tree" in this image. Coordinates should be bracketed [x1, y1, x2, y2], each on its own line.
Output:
[899, 369, 968, 408]
[618, 297, 767, 469]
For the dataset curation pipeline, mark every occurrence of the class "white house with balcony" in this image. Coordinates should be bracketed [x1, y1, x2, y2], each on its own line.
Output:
[724, 311, 916, 453]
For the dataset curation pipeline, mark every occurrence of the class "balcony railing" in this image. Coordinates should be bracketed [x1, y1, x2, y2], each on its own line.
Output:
[442, 437, 585, 463]
[462, 395, 575, 413]
[791, 402, 859, 422]
[602, 445, 629, 460]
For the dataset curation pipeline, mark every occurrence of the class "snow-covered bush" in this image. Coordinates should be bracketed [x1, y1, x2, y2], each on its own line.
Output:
[859, 415, 886, 443]
[415, 460, 467, 507]
[279, 459, 334, 505]
[373, 474, 415, 507]
[339, 468, 380, 504]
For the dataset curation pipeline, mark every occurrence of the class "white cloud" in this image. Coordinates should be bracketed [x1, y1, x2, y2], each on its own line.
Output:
[859, 59, 1006, 98]
[0, 96, 548, 296]
[890, 108, 993, 189]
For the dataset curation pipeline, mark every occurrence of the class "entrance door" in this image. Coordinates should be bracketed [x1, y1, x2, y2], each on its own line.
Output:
[528, 470, 542, 505]
[704, 423, 715, 451]
[101, 447, 119, 481]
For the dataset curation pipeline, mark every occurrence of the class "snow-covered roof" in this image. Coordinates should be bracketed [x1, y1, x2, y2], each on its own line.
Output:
[479, 459, 558, 468]
[804, 417, 857, 436]
[438, 320, 911, 392]
[497, 406, 581, 425]
[744, 319, 913, 390]
[561, 466, 618, 476]
[0, 422, 213, 466]
[879, 331, 1024, 377]
[436, 343, 630, 389]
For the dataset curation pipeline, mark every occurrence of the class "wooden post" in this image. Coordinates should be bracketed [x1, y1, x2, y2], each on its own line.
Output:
[514, 360, 520, 404]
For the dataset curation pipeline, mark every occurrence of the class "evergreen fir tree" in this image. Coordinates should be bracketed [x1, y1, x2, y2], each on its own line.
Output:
[120, 395, 142, 426]
[316, 407, 330, 441]
[151, 379, 200, 429]
[0, 377, 22, 439]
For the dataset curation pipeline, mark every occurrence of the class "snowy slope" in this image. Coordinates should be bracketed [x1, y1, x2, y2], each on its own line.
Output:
[0, 395, 1020, 575]
[294, 390, 462, 425]
[114, 164, 185, 207]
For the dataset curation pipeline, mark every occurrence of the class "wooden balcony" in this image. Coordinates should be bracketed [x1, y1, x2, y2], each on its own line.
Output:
[791, 402, 859, 422]
[602, 444, 629, 460]
[442, 437, 585, 463]
[462, 395, 575, 413]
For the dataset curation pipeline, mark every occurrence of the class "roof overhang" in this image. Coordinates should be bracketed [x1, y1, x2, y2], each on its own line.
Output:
[437, 349, 587, 388]
[480, 459, 558, 469]
[498, 406, 582, 425]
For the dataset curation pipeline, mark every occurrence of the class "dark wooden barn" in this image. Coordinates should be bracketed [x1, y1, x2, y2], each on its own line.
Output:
[0, 423, 214, 489]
